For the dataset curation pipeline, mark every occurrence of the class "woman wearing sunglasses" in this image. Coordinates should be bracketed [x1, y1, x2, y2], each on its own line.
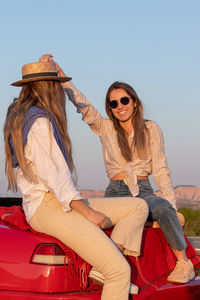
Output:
[45, 54, 195, 284]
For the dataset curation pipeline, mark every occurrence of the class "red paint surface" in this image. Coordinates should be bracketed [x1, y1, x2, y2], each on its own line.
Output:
[0, 211, 200, 300]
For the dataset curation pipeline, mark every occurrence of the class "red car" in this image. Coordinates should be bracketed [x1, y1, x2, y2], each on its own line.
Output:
[0, 197, 200, 300]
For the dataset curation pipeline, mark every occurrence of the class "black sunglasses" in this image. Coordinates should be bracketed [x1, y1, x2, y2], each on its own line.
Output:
[109, 96, 130, 109]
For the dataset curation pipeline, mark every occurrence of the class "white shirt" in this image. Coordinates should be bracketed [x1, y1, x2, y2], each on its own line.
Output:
[17, 117, 81, 222]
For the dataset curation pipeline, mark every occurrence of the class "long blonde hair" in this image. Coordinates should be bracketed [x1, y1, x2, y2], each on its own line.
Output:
[4, 80, 76, 191]
[105, 81, 149, 161]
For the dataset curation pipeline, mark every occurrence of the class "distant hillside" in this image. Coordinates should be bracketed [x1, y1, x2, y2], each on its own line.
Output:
[174, 185, 200, 209]
[174, 185, 200, 201]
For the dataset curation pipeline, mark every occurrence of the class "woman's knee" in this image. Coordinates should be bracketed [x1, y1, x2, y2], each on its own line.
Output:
[140, 198, 149, 213]
[150, 198, 175, 220]
[112, 258, 131, 280]
[130, 197, 149, 214]
[120, 259, 131, 275]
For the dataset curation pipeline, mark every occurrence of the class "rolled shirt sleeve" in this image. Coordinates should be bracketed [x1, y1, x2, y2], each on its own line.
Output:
[27, 117, 81, 211]
[150, 122, 177, 209]
[62, 81, 104, 136]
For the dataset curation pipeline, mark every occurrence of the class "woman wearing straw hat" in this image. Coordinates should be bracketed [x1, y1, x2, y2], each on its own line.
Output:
[47, 54, 195, 284]
[4, 56, 149, 300]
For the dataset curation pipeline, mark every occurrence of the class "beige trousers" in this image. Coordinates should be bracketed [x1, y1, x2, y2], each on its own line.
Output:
[29, 193, 148, 300]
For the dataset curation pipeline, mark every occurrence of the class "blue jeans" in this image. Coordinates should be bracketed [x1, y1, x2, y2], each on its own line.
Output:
[104, 180, 187, 251]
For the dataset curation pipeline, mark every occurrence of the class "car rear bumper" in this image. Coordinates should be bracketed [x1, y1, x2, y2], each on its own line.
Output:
[1, 278, 200, 300]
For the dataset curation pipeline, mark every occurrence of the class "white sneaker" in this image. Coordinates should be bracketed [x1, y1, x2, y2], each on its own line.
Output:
[89, 267, 139, 294]
[167, 259, 195, 283]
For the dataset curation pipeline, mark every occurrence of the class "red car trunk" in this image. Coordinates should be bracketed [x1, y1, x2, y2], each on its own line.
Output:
[0, 224, 80, 293]
[0, 201, 200, 300]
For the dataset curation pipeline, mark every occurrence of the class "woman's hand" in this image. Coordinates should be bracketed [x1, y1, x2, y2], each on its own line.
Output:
[87, 209, 112, 229]
[177, 212, 185, 227]
[39, 54, 53, 63]
[39, 54, 66, 77]
[70, 199, 111, 229]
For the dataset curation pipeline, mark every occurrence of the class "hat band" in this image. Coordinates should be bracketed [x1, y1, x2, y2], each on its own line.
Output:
[23, 72, 58, 79]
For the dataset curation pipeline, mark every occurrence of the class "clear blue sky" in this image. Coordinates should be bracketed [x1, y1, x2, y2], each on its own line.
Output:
[0, 0, 200, 196]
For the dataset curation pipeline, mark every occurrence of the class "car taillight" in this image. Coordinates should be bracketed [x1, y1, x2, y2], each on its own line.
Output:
[31, 243, 68, 265]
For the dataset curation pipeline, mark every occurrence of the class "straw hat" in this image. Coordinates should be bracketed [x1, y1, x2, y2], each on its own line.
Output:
[11, 61, 71, 86]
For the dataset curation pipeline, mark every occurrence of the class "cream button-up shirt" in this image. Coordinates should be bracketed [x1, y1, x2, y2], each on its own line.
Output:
[63, 81, 177, 209]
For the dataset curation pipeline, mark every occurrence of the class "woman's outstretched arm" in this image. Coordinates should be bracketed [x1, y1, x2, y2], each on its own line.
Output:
[39, 54, 105, 136]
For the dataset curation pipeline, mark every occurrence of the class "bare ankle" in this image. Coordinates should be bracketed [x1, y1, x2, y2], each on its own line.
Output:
[172, 249, 187, 262]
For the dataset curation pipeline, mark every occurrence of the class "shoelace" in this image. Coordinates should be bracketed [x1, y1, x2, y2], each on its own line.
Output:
[172, 260, 190, 276]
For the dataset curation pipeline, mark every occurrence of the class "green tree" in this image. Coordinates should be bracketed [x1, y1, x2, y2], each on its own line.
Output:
[178, 208, 200, 236]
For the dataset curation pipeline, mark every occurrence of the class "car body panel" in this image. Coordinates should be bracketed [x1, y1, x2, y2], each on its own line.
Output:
[1, 280, 200, 300]
[145, 277, 200, 300]
[0, 224, 80, 293]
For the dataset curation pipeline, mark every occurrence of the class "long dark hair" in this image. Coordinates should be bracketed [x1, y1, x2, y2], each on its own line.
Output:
[4, 80, 76, 191]
[105, 81, 149, 161]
